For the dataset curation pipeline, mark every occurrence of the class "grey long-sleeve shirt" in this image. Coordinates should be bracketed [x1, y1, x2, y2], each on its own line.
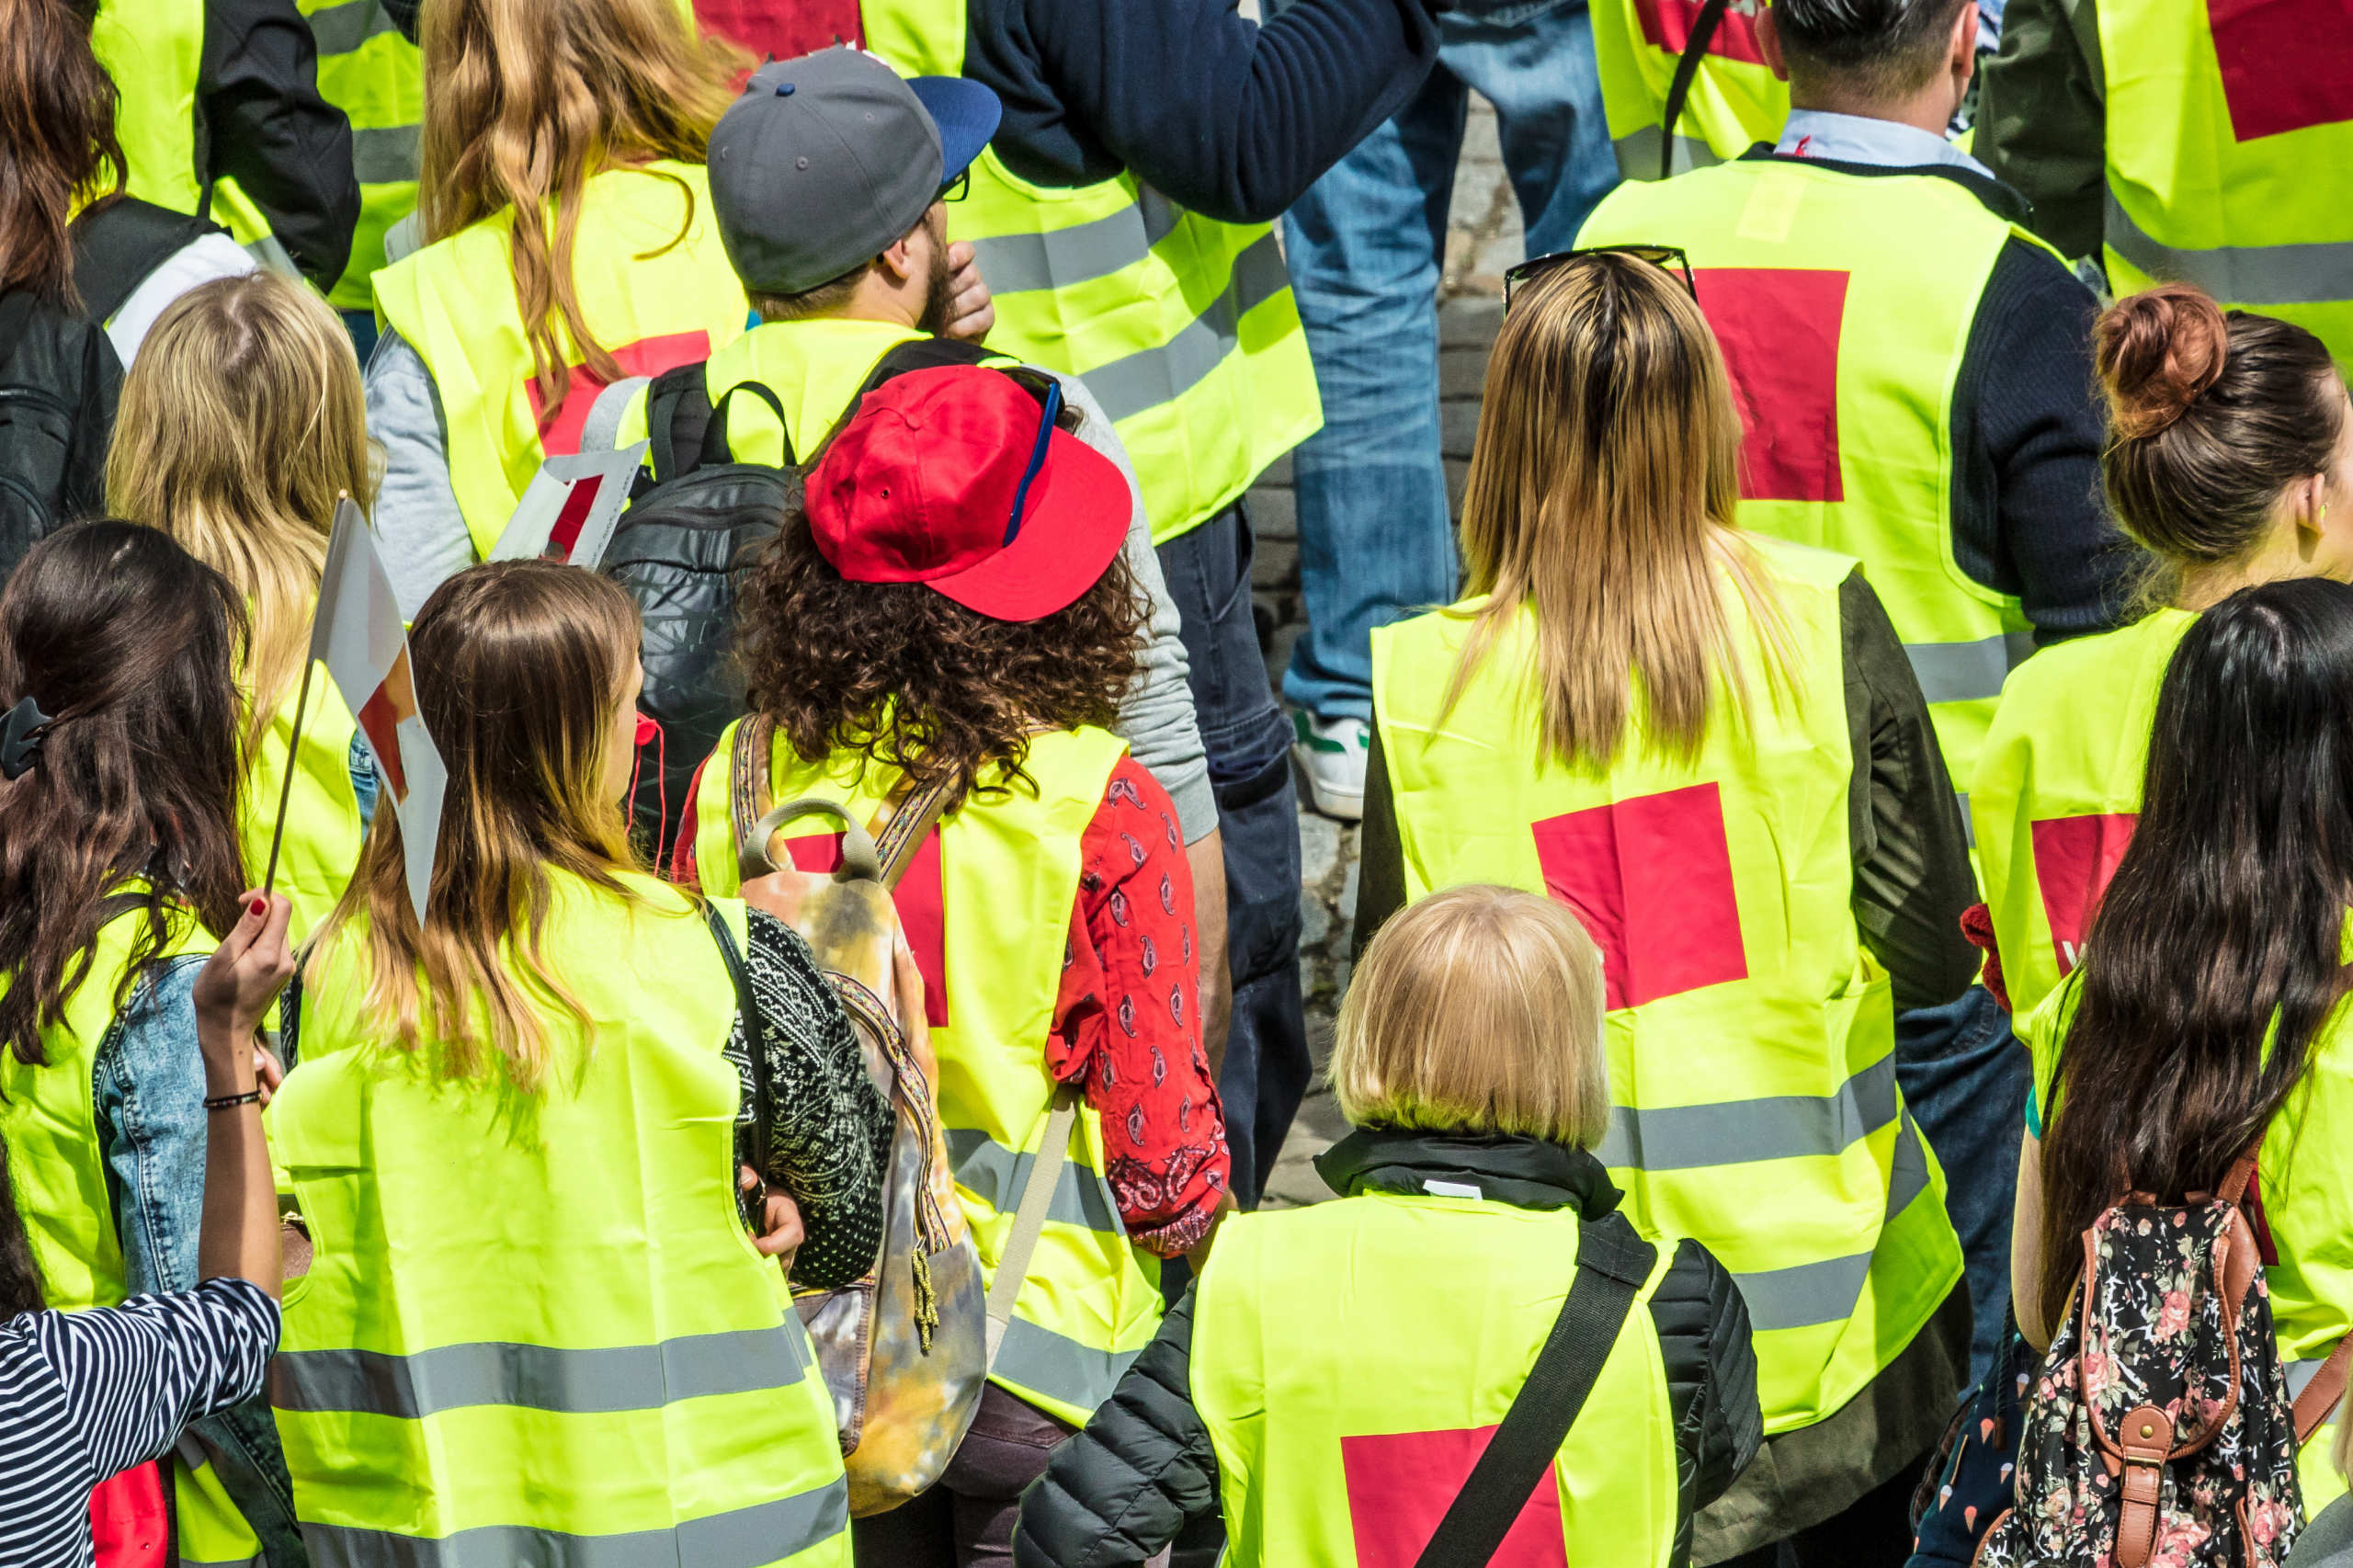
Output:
[363, 329, 1218, 842]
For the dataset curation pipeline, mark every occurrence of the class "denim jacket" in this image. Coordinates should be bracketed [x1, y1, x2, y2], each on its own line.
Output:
[97, 956, 308, 1567]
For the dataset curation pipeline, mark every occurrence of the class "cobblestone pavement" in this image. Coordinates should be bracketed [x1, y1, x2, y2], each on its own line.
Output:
[1245, 97, 1518, 1209]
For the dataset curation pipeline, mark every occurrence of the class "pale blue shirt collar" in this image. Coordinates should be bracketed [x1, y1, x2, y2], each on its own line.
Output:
[1773, 108, 1994, 180]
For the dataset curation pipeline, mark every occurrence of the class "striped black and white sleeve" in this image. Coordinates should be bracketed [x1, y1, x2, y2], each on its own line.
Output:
[28, 1278, 278, 1482]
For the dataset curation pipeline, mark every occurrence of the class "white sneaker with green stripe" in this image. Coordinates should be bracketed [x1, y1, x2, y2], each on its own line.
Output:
[1291, 710, 1370, 821]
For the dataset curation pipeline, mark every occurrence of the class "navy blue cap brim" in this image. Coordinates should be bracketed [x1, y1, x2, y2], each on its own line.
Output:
[907, 76, 1002, 186]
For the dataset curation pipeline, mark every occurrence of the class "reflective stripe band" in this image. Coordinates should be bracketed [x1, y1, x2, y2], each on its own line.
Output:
[969, 188, 1184, 296]
[992, 1314, 1140, 1415]
[270, 1323, 806, 1417]
[1611, 126, 1723, 178]
[1734, 1109, 1933, 1333]
[2106, 187, 2353, 308]
[948, 1128, 1124, 1235]
[1597, 1054, 1895, 1172]
[306, 0, 397, 56]
[1904, 631, 2034, 707]
[2288, 1357, 2332, 1403]
[301, 1475, 849, 1568]
[354, 125, 422, 187]
[1083, 233, 1291, 426]
[181, 1559, 263, 1567]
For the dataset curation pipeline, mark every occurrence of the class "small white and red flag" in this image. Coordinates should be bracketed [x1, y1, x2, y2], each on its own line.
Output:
[491, 441, 648, 571]
[313, 498, 446, 926]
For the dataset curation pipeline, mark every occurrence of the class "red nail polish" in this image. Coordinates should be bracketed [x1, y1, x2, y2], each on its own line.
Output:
[250, 898, 268, 916]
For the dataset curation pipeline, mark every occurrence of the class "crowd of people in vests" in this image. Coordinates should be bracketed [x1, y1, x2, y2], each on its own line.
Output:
[2, 0, 2352, 1562]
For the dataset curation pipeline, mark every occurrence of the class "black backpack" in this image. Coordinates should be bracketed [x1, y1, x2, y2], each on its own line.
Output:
[0, 199, 219, 580]
[602, 333, 999, 861]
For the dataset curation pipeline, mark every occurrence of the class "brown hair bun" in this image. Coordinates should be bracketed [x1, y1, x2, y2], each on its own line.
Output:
[2096, 284, 2232, 440]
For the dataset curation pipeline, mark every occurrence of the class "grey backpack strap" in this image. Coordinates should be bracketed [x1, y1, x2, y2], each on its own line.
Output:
[984, 1085, 1082, 1369]
[580, 375, 650, 455]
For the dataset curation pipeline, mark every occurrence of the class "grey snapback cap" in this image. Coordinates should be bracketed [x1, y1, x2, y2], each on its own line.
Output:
[708, 48, 946, 297]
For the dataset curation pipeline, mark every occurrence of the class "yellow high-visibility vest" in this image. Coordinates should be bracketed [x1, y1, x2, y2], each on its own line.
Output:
[2097, 0, 2353, 368]
[1591, 0, 1788, 179]
[1191, 1195, 1684, 1567]
[372, 161, 750, 556]
[856, 0, 1321, 543]
[692, 722, 1158, 1425]
[0, 897, 267, 1566]
[240, 645, 365, 948]
[297, 0, 422, 309]
[1969, 607, 2193, 1024]
[90, 0, 207, 217]
[1580, 155, 2061, 800]
[273, 874, 851, 1563]
[1370, 535, 1962, 1431]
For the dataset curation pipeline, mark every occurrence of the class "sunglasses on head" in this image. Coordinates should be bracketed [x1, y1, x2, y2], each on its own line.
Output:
[940, 167, 972, 203]
[1502, 244, 1698, 312]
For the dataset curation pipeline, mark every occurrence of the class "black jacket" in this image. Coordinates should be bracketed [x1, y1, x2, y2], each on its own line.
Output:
[1010, 1130, 1764, 1568]
[0, 292, 120, 583]
[199, 0, 360, 288]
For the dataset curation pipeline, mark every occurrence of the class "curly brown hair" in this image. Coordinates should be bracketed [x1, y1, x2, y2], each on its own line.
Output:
[736, 509, 1143, 804]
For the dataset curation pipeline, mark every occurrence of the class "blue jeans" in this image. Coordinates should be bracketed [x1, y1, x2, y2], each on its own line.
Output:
[1157, 506, 1308, 1209]
[1279, 0, 1619, 722]
[1895, 984, 2030, 1395]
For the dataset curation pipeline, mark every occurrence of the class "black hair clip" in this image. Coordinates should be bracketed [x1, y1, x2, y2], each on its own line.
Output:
[1, 695, 51, 781]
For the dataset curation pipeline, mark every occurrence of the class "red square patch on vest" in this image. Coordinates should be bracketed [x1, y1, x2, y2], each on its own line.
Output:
[527, 330, 714, 457]
[1632, 0, 1768, 64]
[1341, 1426, 1568, 1568]
[1530, 782, 1748, 1010]
[2030, 813, 2138, 977]
[781, 829, 949, 1028]
[2207, 0, 2353, 142]
[1693, 267, 1849, 504]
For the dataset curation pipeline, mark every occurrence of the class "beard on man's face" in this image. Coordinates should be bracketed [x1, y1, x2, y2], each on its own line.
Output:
[915, 216, 957, 337]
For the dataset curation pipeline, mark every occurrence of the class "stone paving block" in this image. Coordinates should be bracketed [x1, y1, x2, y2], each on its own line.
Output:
[1441, 399, 1483, 460]
[1441, 343, 1493, 398]
[1247, 483, 1296, 541]
[1253, 534, 1299, 593]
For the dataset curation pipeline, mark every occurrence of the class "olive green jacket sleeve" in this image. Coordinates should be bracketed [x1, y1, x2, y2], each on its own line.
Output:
[1977, 0, 2108, 263]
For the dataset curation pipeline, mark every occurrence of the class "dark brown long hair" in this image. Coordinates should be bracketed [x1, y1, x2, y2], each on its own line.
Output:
[0, 1131, 44, 1315]
[0, 0, 126, 303]
[0, 522, 249, 1068]
[311, 561, 644, 1089]
[734, 510, 1143, 805]
[2095, 286, 2345, 594]
[2036, 577, 2353, 1331]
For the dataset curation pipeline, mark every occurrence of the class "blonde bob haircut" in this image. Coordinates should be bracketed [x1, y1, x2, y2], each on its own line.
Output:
[1449, 251, 1790, 773]
[108, 271, 375, 757]
[1333, 884, 1611, 1149]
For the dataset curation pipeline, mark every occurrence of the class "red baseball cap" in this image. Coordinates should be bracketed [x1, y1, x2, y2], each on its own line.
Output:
[806, 367, 1131, 622]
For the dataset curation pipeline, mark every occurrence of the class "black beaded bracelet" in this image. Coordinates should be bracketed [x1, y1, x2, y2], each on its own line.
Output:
[203, 1089, 262, 1110]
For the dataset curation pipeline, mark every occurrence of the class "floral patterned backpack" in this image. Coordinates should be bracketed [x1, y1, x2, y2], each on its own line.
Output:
[1978, 1149, 2349, 1568]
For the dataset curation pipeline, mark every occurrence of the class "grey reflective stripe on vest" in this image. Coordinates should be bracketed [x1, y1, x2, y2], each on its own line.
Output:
[180, 1558, 264, 1567]
[1905, 630, 2036, 707]
[1082, 232, 1293, 426]
[353, 124, 423, 187]
[300, 1475, 850, 1568]
[948, 1127, 1124, 1235]
[991, 1314, 1140, 1415]
[1595, 1052, 1896, 1172]
[1732, 1108, 1934, 1333]
[306, 0, 398, 54]
[2289, 1357, 2332, 1403]
[968, 187, 1185, 297]
[2106, 187, 2353, 308]
[269, 1323, 806, 1418]
[1612, 126, 1723, 179]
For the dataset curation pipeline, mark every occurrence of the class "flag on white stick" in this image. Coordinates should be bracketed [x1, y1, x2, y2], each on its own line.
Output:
[315, 498, 446, 926]
[491, 442, 648, 571]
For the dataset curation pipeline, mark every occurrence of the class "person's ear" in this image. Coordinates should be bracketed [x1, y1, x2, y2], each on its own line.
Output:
[1950, 2, 1980, 86]
[876, 219, 926, 286]
[1756, 7, 1789, 83]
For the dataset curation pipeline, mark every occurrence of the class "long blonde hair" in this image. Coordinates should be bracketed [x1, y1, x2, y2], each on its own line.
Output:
[310, 562, 646, 1090]
[107, 272, 373, 754]
[1449, 253, 1784, 770]
[1334, 885, 1611, 1149]
[418, 0, 745, 431]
